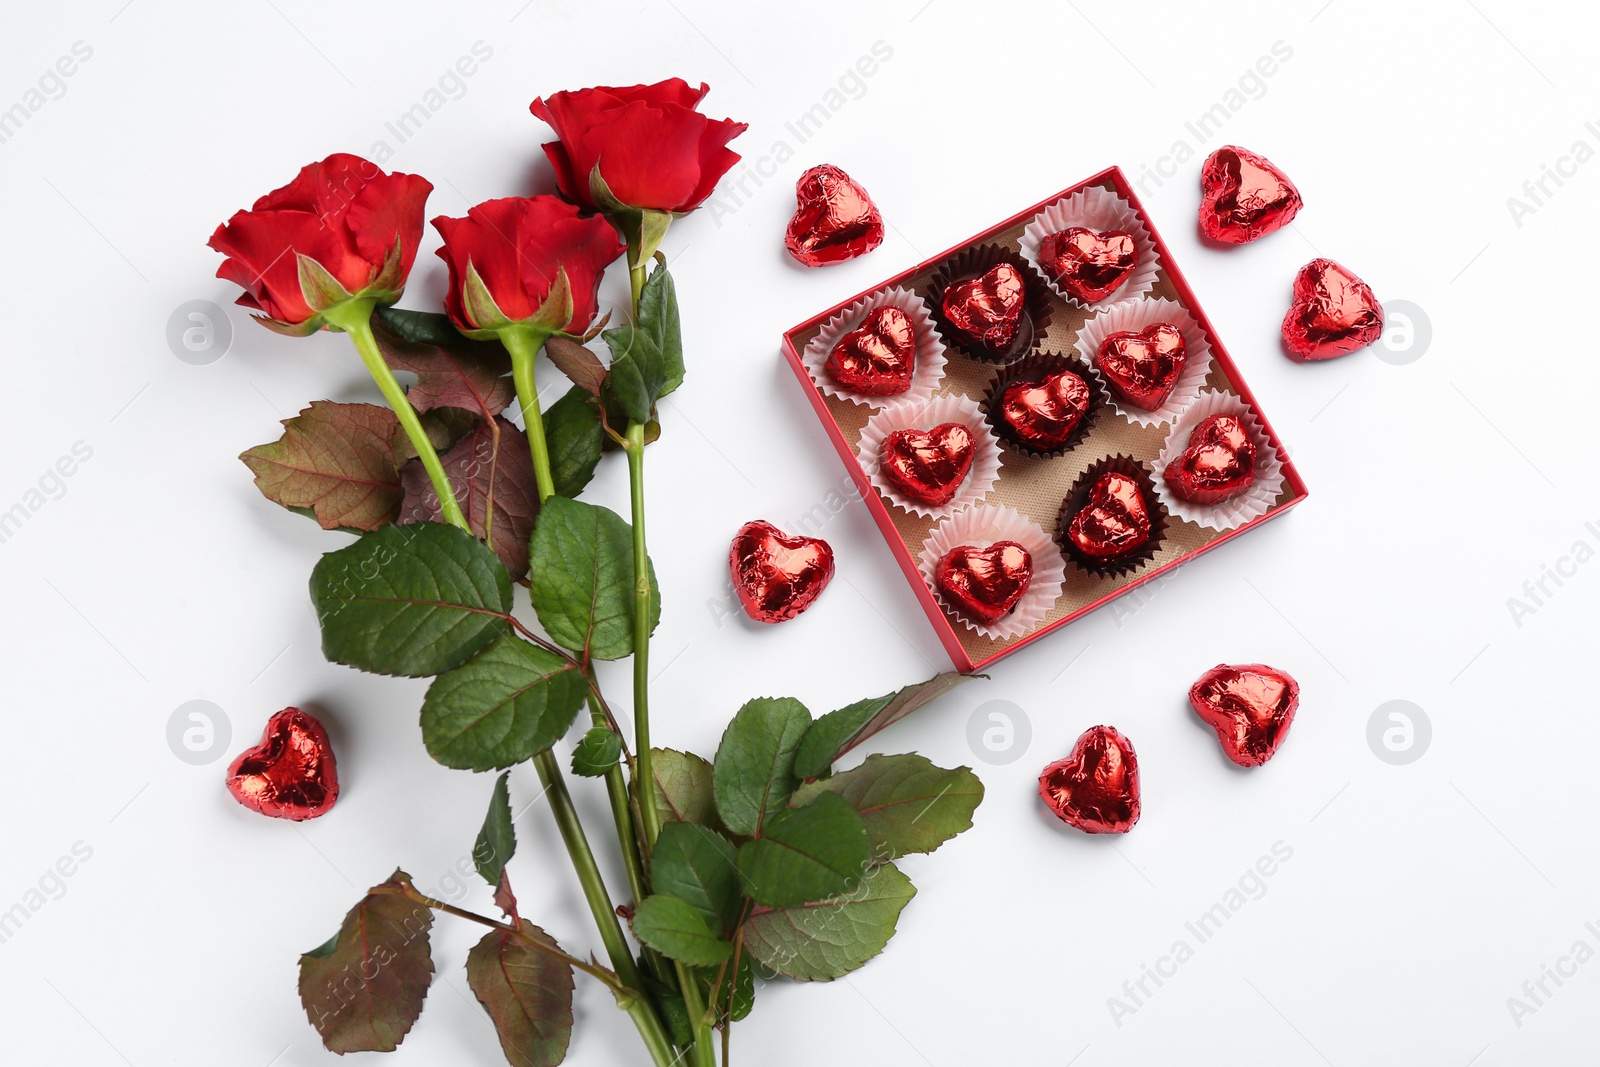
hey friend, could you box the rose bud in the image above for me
[431,196,625,339]
[208,152,432,335]
[530,79,747,217]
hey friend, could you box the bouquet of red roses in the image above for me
[211,79,982,1066]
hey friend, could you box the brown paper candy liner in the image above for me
[1055,454,1169,580]
[980,350,1108,460]
[924,244,1054,366]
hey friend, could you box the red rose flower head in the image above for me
[432,196,625,338]
[208,153,432,335]
[530,79,747,218]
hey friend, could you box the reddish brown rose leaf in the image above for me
[373,311,516,418]
[240,401,404,531]
[544,335,608,396]
[400,416,538,579]
[466,921,575,1067]
[298,869,435,1054]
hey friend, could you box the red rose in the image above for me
[432,196,624,336]
[209,153,432,331]
[530,79,747,215]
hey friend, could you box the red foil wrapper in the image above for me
[934,541,1032,624]
[1282,259,1384,361]
[729,520,835,624]
[1163,414,1256,505]
[226,708,339,821]
[1098,323,1187,411]
[785,164,885,267]
[1039,725,1140,834]
[824,305,915,395]
[1037,227,1137,303]
[1000,368,1092,452]
[1199,146,1303,244]
[1064,471,1151,561]
[880,423,975,507]
[940,262,1027,353]
[1189,664,1299,766]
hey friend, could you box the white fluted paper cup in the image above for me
[918,504,1066,641]
[801,286,947,408]
[858,393,1003,519]
[1074,297,1212,428]
[1019,185,1160,310]
[1151,389,1285,531]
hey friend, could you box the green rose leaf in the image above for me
[743,864,917,982]
[310,522,512,678]
[420,634,588,771]
[465,921,575,1067]
[570,726,623,778]
[791,754,983,859]
[735,793,871,909]
[727,950,755,1022]
[240,401,405,532]
[635,263,684,399]
[527,496,660,661]
[645,973,693,1046]
[632,894,733,966]
[543,386,604,499]
[601,324,665,425]
[298,870,434,1053]
[473,771,516,887]
[793,672,976,780]
[651,822,742,934]
[713,697,813,837]
[651,748,720,831]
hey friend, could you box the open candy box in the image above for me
[781,166,1309,672]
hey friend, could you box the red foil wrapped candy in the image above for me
[1039,725,1141,834]
[940,262,1028,357]
[1097,324,1186,411]
[1282,259,1384,361]
[785,164,884,267]
[729,520,835,624]
[1164,414,1256,505]
[999,369,1091,452]
[1199,146,1303,244]
[824,305,915,395]
[880,423,975,507]
[1065,471,1151,562]
[1189,664,1300,767]
[226,708,339,821]
[934,541,1032,624]
[1038,227,1137,303]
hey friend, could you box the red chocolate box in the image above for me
[781,166,1308,672]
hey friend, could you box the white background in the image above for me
[2,1,1596,1064]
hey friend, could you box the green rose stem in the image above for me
[623,238,718,1067]
[500,325,559,498]
[323,299,469,531]
[509,364,677,1066]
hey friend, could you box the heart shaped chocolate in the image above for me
[934,541,1032,625]
[1097,323,1186,411]
[785,164,885,267]
[940,262,1027,355]
[1038,227,1136,303]
[1066,471,1151,561]
[825,306,916,395]
[1164,413,1256,505]
[729,520,835,624]
[1281,259,1383,361]
[880,423,975,507]
[1000,369,1091,452]
[1199,145,1303,244]
[1188,663,1299,767]
[1038,725,1140,834]
[226,708,339,821]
